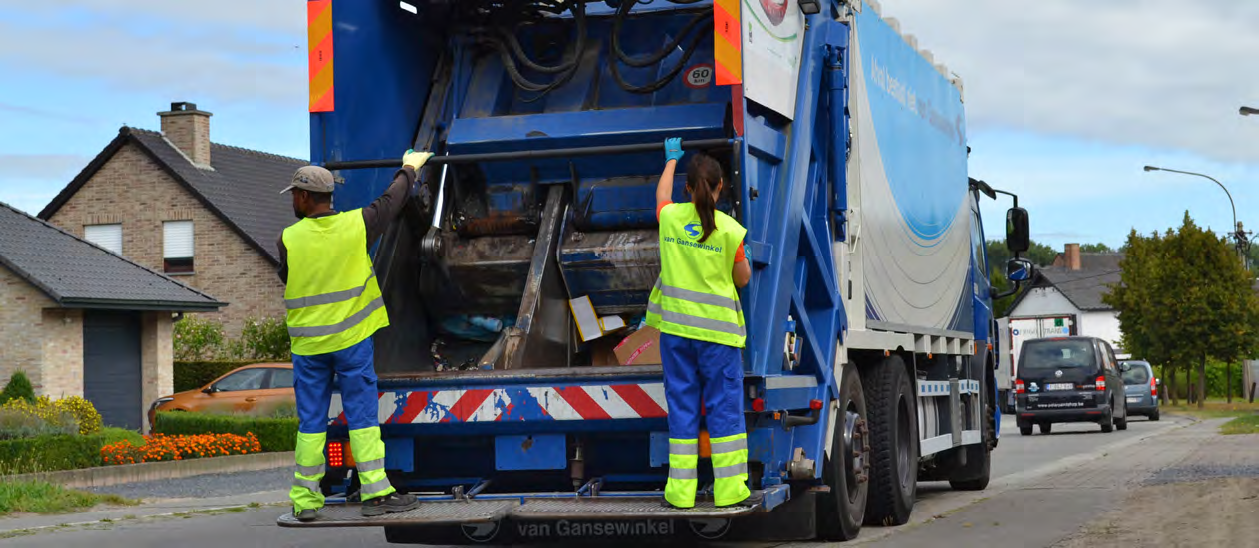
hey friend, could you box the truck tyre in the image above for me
[1019,425,1032,436]
[859,355,917,526]
[817,361,868,541]
[947,443,990,491]
[1039,423,1052,434]
[949,360,993,491]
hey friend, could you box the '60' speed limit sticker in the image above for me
[684,64,715,88]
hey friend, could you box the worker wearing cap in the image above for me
[277,150,433,522]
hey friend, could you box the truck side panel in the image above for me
[847,2,971,336]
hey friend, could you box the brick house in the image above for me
[0,201,222,431]
[39,102,307,337]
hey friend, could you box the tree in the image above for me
[0,371,36,405]
[1079,242,1115,253]
[1105,213,1259,409]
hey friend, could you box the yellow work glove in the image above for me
[403,149,434,171]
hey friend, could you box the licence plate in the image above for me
[1046,383,1074,391]
[1127,396,1142,403]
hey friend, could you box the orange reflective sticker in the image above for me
[308,0,334,112]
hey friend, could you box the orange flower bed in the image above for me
[101,432,262,465]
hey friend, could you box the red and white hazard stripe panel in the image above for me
[328,383,669,425]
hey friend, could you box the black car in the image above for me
[1014,336,1129,435]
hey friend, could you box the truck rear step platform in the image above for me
[276,500,517,528]
[276,494,762,527]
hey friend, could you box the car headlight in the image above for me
[150,397,175,410]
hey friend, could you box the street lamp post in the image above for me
[1142,166,1248,264]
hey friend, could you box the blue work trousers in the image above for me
[293,338,380,434]
[660,333,745,440]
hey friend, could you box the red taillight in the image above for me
[327,441,353,468]
[809,399,823,411]
[1095,376,1106,391]
[1015,379,1025,394]
[751,398,766,412]
[1151,377,1157,397]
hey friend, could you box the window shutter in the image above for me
[163,221,194,259]
[84,224,123,254]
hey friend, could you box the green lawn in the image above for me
[0,480,135,516]
[1221,414,1259,435]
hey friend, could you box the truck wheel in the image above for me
[1019,425,1033,436]
[817,361,868,541]
[947,443,990,491]
[859,355,917,526]
[1039,423,1052,434]
[1100,402,1114,433]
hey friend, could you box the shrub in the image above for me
[0,372,36,405]
[173,361,256,393]
[1,397,79,438]
[0,435,104,475]
[100,432,262,466]
[154,411,297,453]
[50,396,102,436]
[174,316,227,361]
[99,427,144,448]
[0,409,76,440]
[242,317,291,361]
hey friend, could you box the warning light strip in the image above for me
[308,0,334,113]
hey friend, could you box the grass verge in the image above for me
[0,480,136,516]
[1220,414,1259,435]
[1162,399,1259,420]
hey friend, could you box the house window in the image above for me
[163,220,195,274]
[84,224,122,254]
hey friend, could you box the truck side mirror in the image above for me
[1006,207,1030,254]
[1007,258,1033,283]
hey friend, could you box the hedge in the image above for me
[0,427,139,475]
[173,361,256,393]
[154,411,297,453]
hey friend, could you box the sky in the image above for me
[2,0,1258,252]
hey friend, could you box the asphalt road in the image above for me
[0,414,1182,548]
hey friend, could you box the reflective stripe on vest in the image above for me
[283,211,390,356]
[647,203,747,347]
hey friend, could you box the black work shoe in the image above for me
[294,509,318,522]
[718,491,763,508]
[362,493,420,516]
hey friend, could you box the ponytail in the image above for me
[687,153,724,243]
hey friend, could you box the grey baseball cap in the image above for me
[281,166,335,194]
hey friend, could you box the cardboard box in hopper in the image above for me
[614,326,662,366]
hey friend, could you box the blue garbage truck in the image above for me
[280,0,1034,542]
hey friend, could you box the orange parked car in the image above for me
[148,363,295,428]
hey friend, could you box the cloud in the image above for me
[0,2,305,106]
[878,0,1259,163]
[0,154,92,179]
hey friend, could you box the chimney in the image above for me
[158,102,212,167]
[1065,243,1081,271]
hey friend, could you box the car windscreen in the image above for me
[1122,365,1150,385]
[1020,339,1097,375]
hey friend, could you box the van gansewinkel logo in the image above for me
[683,223,702,239]
[662,222,723,254]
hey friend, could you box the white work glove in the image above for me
[403,149,434,171]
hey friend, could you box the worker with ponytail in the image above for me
[648,137,754,509]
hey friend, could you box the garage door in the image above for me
[84,311,143,430]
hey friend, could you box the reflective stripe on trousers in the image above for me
[665,438,700,508]
[290,432,327,512]
[351,426,395,500]
[709,433,750,506]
